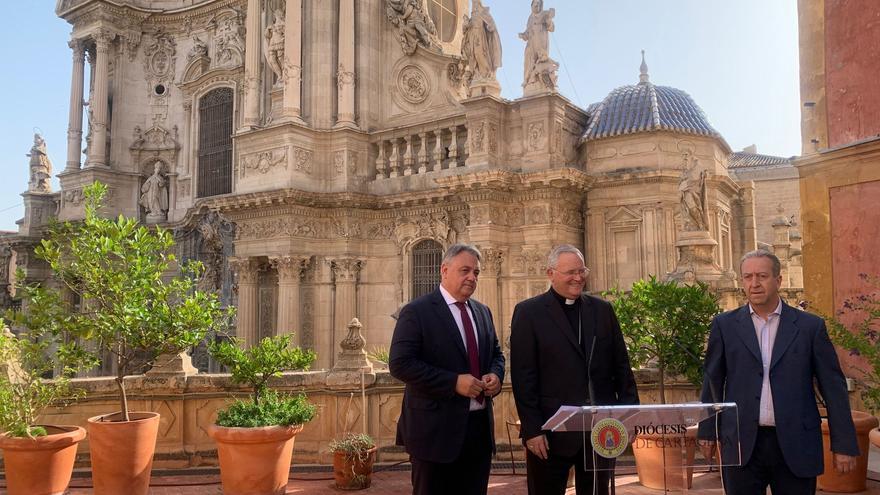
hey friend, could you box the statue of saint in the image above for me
[140,161,168,221]
[27,133,52,193]
[519,0,559,93]
[263,9,285,84]
[461,0,502,82]
[386,0,440,55]
[679,154,709,231]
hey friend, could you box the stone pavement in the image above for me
[3,464,878,494]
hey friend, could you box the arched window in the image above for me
[197,87,234,197]
[428,0,457,43]
[411,240,443,299]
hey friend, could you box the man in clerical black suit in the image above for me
[511,244,638,495]
[699,249,858,494]
[390,243,505,495]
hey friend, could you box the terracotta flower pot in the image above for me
[869,427,880,450]
[332,446,378,490]
[817,409,879,493]
[87,411,161,495]
[632,427,697,490]
[0,425,86,495]
[207,423,303,495]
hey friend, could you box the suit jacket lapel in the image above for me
[735,305,762,363]
[431,289,467,359]
[543,291,585,358]
[468,300,490,369]
[770,303,799,370]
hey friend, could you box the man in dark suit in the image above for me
[390,243,506,495]
[511,244,639,495]
[699,249,859,494]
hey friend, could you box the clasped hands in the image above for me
[455,373,501,399]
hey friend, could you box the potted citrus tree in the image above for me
[329,432,377,490]
[823,273,880,493]
[0,294,94,495]
[207,334,317,495]
[33,181,230,495]
[606,276,720,489]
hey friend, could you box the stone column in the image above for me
[475,248,504,332]
[334,0,357,128]
[282,0,303,122]
[330,258,363,368]
[271,255,308,344]
[66,40,86,171]
[243,0,262,128]
[231,257,261,347]
[88,31,112,167]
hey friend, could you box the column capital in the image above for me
[478,247,505,277]
[68,39,85,57]
[328,258,364,284]
[94,30,114,51]
[270,255,310,283]
[229,257,261,284]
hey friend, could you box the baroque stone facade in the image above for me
[3,1,801,375]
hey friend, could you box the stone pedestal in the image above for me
[668,230,734,287]
[147,351,198,377]
[469,78,501,98]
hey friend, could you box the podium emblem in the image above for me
[591,418,628,458]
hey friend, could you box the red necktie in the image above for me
[454,301,483,404]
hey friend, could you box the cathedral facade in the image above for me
[3,0,801,371]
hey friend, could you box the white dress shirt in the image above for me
[439,285,484,411]
[750,298,782,426]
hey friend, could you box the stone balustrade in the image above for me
[20,366,700,470]
[372,121,469,180]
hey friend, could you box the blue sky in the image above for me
[0,0,800,231]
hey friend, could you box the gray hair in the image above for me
[740,249,781,277]
[547,244,585,269]
[442,243,482,265]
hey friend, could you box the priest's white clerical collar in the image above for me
[565,298,576,305]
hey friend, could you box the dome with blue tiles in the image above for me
[580,52,722,143]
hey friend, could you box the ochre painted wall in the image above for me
[825,0,880,148]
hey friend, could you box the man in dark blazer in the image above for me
[390,243,506,495]
[699,249,859,494]
[511,244,638,495]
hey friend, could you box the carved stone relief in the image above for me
[142,30,176,99]
[293,147,313,174]
[241,147,288,177]
[472,122,485,153]
[516,248,547,276]
[397,65,430,104]
[300,287,315,350]
[527,122,545,151]
[211,10,245,69]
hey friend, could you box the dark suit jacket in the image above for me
[389,289,506,463]
[510,290,639,457]
[698,302,859,477]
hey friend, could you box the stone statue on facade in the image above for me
[520,0,559,95]
[679,154,709,231]
[263,9,285,85]
[27,133,52,193]
[188,35,208,61]
[461,0,502,96]
[386,0,440,55]
[140,161,168,223]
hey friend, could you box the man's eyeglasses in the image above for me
[550,267,590,277]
